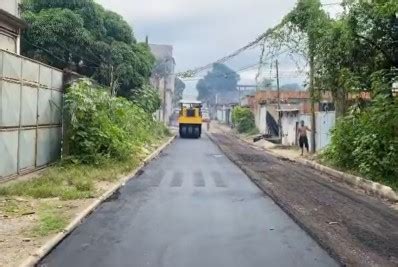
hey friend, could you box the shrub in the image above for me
[64,79,167,163]
[130,84,161,114]
[323,94,398,188]
[232,106,257,133]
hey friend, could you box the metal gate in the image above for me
[0,50,63,180]
[316,111,336,150]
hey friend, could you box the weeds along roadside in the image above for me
[0,80,171,232]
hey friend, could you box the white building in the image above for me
[0,0,26,54]
[149,44,175,125]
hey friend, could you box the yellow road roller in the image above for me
[178,100,203,138]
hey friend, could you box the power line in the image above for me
[182,49,292,82]
[182,50,294,81]
[177,31,272,77]
[177,2,343,78]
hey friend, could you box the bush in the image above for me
[232,106,257,133]
[323,94,398,189]
[130,84,161,114]
[64,79,167,163]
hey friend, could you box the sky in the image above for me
[96,0,342,98]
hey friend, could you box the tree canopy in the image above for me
[21,0,154,98]
[262,0,398,186]
[262,0,398,116]
[197,63,240,104]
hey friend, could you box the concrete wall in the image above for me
[2,0,21,18]
[0,32,16,53]
[254,90,333,105]
[253,102,336,150]
[0,18,20,54]
[257,104,267,134]
[0,50,63,180]
[216,105,233,125]
[255,104,284,136]
[280,112,299,146]
[0,0,22,54]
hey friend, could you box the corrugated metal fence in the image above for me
[0,50,63,180]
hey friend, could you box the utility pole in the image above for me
[238,86,241,106]
[163,77,167,123]
[276,59,282,140]
[110,65,114,96]
[309,49,316,153]
[162,58,169,123]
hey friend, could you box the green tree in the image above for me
[264,0,396,118]
[23,0,93,12]
[232,107,257,133]
[131,84,161,114]
[314,0,398,116]
[197,63,240,104]
[21,0,154,99]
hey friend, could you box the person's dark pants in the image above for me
[299,136,309,152]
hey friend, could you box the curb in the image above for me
[19,135,177,267]
[213,125,398,202]
[294,158,398,202]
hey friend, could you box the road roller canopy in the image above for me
[179,100,202,108]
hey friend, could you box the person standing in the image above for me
[297,120,311,156]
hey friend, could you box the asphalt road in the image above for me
[40,135,338,267]
[210,132,398,266]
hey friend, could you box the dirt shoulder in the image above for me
[209,131,398,267]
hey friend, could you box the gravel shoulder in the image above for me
[209,132,398,267]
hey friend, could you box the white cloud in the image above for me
[95,0,311,95]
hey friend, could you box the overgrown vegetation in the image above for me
[323,95,398,189]
[0,1,170,202]
[65,80,166,163]
[0,80,169,200]
[257,0,397,188]
[0,1,172,248]
[232,107,257,134]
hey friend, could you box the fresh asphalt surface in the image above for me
[40,135,338,267]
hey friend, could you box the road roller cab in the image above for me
[179,100,203,138]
